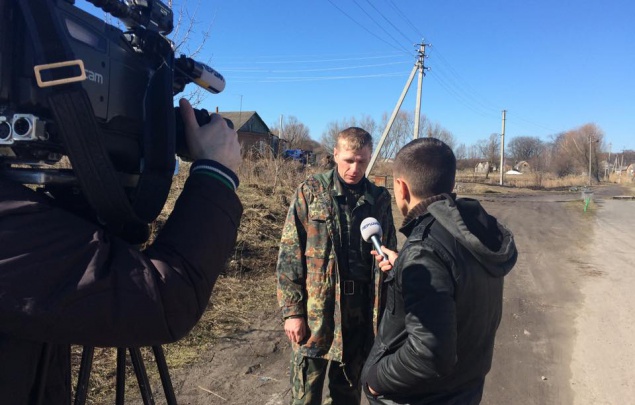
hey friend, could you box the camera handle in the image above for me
[74,345,178,405]
[19,0,151,236]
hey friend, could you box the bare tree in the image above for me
[553,123,604,180]
[321,110,454,161]
[168,0,215,107]
[476,133,501,163]
[320,121,345,153]
[379,111,415,159]
[320,115,378,153]
[357,115,380,143]
[474,134,500,179]
[467,144,480,160]
[550,132,576,176]
[623,150,635,165]
[508,136,544,163]
[98,1,222,109]
[378,110,454,157]
[455,143,474,170]
[530,140,552,174]
[425,122,456,150]
[454,143,467,160]
[270,116,311,150]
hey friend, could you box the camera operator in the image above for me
[0,98,243,404]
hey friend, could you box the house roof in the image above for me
[217,111,269,133]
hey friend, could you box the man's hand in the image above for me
[284,317,307,344]
[179,98,241,172]
[371,246,398,273]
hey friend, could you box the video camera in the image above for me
[0,0,226,242]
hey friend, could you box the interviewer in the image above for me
[0,98,243,404]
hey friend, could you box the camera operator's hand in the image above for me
[179,98,241,172]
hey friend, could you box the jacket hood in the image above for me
[427,197,517,277]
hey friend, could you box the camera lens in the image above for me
[0,121,11,141]
[13,117,32,137]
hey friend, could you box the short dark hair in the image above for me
[393,138,456,198]
[336,127,373,151]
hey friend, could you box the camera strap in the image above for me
[18,0,154,235]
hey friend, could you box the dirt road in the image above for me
[157,185,635,405]
[479,185,635,405]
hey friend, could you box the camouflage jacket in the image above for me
[276,169,397,362]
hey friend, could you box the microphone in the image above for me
[360,217,388,261]
[190,60,226,94]
[175,56,226,94]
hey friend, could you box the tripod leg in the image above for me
[152,346,178,405]
[116,348,127,405]
[34,343,53,405]
[129,347,156,405]
[73,346,94,405]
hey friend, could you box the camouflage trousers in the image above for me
[289,290,372,405]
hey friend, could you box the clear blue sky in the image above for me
[79,0,635,152]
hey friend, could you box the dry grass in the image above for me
[455,170,634,195]
[455,170,593,190]
[373,165,620,195]
[75,157,309,403]
[608,172,635,189]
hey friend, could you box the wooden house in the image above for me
[217,111,285,157]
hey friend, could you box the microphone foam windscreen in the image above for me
[360,217,382,242]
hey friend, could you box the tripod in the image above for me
[74,345,177,405]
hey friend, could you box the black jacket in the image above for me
[361,195,517,405]
[0,174,242,404]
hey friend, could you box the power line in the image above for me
[430,72,554,136]
[350,0,410,53]
[429,45,501,113]
[428,71,500,120]
[387,0,423,39]
[221,61,405,73]
[363,0,413,45]
[221,58,403,69]
[505,111,556,134]
[427,45,555,135]
[429,79,497,121]
[230,71,410,83]
[215,48,412,84]
[214,52,404,63]
[429,65,500,117]
[325,0,411,55]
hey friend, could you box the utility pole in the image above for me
[366,66,416,177]
[238,95,243,126]
[279,114,284,154]
[606,142,612,178]
[366,41,430,177]
[621,148,624,170]
[614,155,619,176]
[413,42,429,139]
[279,114,283,139]
[588,135,592,186]
[499,110,506,186]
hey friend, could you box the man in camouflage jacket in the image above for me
[277,127,397,405]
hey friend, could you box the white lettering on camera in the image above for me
[85,69,104,85]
